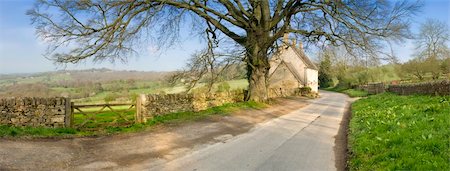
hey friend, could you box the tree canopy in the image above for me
[28,0,421,101]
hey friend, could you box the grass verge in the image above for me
[324,87,368,97]
[349,93,450,170]
[0,101,266,138]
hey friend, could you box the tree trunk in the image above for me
[245,42,270,102]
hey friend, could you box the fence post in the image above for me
[135,94,147,123]
[64,98,72,128]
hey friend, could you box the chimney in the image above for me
[283,33,289,46]
[298,41,303,50]
[292,39,297,48]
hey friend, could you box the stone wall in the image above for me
[387,80,450,96]
[135,87,310,123]
[358,83,385,95]
[136,90,245,123]
[0,97,71,128]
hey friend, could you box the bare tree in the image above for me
[411,19,450,79]
[28,0,421,101]
[415,19,450,60]
[168,47,243,93]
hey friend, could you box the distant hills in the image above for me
[0,68,173,82]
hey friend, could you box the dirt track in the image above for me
[0,97,309,170]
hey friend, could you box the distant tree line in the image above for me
[318,19,450,89]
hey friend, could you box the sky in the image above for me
[0,0,449,74]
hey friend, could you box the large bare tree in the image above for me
[28,0,420,101]
[415,19,450,60]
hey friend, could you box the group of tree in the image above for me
[28,0,420,101]
[318,18,450,88]
[397,19,450,81]
[317,46,387,89]
[0,83,57,98]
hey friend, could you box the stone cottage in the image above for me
[268,36,319,93]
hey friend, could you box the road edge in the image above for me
[334,100,353,171]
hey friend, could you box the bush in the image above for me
[299,87,312,94]
[104,93,119,103]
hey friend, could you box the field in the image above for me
[72,79,248,104]
[349,93,450,170]
[0,69,249,104]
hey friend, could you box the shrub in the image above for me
[104,93,119,103]
[299,86,312,94]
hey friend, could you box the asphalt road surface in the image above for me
[147,91,351,171]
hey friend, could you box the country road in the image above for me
[135,91,352,171]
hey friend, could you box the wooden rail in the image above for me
[72,103,136,128]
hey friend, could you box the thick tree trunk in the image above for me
[246,64,269,102]
[245,42,270,102]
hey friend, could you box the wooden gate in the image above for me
[71,103,136,128]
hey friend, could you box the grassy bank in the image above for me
[0,101,266,138]
[349,93,450,170]
[323,87,368,97]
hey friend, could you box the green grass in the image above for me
[0,101,266,138]
[323,87,369,97]
[73,109,135,129]
[0,125,78,137]
[341,89,369,97]
[349,93,450,170]
[72,91,112,103]
[129,88,159,94]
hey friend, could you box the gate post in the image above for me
[135,94,147,123]
[64,98,73,128]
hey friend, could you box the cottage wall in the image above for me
[306,68,319,92]
[281,48,308,83]
[268,62,300,89]
[269,46,319,92]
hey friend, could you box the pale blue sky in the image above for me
[0,0,449,74]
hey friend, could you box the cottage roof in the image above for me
[289,45,318,70]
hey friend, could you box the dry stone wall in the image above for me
[388,80,450,96]
[136,90,245,123]
[136,88,312,123]
[0,97,71,128]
